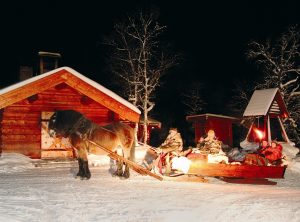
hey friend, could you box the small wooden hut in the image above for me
[0,67,140,159]
[186,113,238,146]
[243,88,290,143]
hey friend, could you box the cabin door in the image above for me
[41,112,74,159]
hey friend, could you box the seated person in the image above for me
[144,128,189,172]
[243,140,283,166]
[196,129,223,155]
[159,128,183,153]
[233,140,269,166]
[260,140,270,150]
[259,141,283,164]
[154,128,184,175]
[228,140,269,164]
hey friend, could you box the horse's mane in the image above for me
[52,110,93,137]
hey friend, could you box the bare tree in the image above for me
[227,81,253,117]
[240,26,300,144]
[181,82,206,115]
[104,10,178,144]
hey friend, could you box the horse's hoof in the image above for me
[113,170,123,177]
[122,172,130,179]
[80,176,90,180]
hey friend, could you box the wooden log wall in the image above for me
[0,109,3,155]
[1,83,120,158]
[192,117,234,147]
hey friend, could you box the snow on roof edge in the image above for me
[186,113,238,120]
[243,88,278,117]
[0,67,141,114]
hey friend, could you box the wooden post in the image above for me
[245,122,254,141]
[39,57,44,74]
[267,115,271,143]
[278,117,290,143]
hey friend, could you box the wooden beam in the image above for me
[87,139,163,181]
[278,116,290,143]
[267,115,271,143]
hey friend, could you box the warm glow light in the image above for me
[253,127,264,140]
[171,157,191,174]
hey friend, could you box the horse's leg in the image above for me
[81,142,91,179]
[82,159,91,180]
[122,148,131,178]
[123,163,130,178]
[111,148,123,177]
[116,158,123,177]
[76,158,84,178]
[72,135,91,179]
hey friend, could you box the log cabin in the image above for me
[0,67,140,159]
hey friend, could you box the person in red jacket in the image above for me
[260,141,283,164]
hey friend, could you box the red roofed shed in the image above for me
[186,113,238,146]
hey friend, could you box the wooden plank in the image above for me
[2,111,40,119]
[188,159,286,179]
[1,128,40,135]
[87,139,163,181]
[1,119,39,126]
[1,134,41,142]
[1,143,40,150]
[41,149,74,159]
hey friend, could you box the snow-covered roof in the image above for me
[243,88,287,117]
[0,67,141,115]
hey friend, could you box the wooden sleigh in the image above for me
[183,154,287,185]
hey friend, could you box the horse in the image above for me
[48,110,135,179]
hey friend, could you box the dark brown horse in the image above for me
[48,110,135,179]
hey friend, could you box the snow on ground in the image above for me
[1,153,300,222]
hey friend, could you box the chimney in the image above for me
[19,66,33,81]
[38,51,61,74]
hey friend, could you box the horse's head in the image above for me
[48,110,83,138]
[48,112,60,137]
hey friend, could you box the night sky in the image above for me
[2,0,300,131]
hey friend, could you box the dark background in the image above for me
[1,0,300,143]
